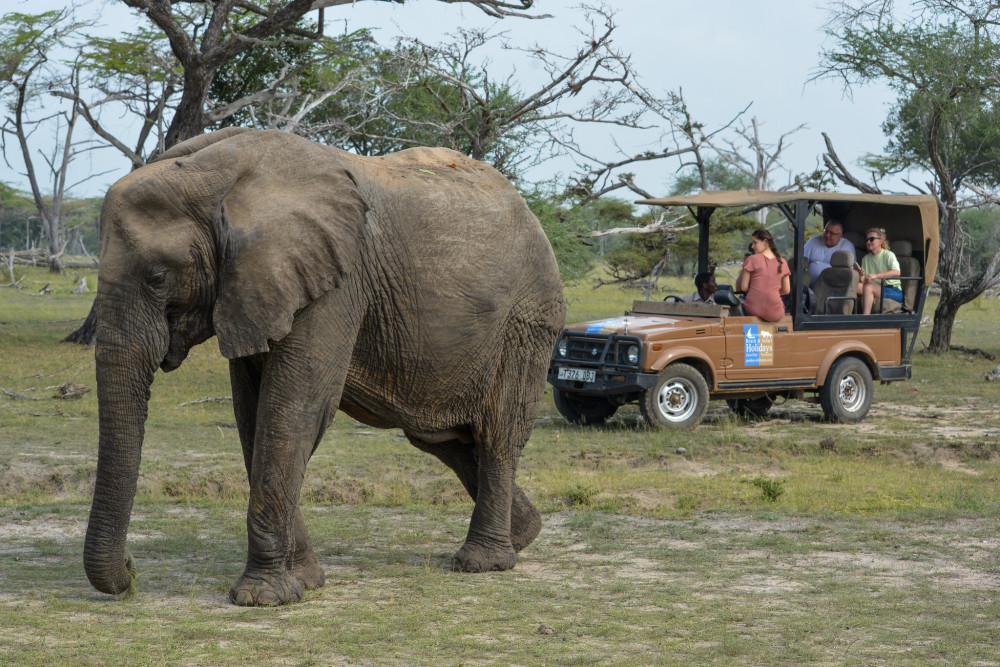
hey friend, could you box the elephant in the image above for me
[84,127,566,606]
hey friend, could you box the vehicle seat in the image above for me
[844,230,865,257]
[813,250,858,314]
[891,239,921,311]
[714,284,742,313]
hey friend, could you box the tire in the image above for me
[820,356,873,423]
[553,388,618,426]
[640,363,709,430]
[726,395,774,420]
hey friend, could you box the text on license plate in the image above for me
[558,367,596,382]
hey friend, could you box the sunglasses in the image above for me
[866,236,881,242]
[823,229,842,236]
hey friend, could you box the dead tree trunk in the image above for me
[63,300,97,345]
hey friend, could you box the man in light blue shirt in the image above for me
[803,219,856,287]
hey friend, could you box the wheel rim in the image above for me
[656,377,698,422]
[838,370,867,413]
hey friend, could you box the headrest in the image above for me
[891,239,912,257]
[844,230,864,248]
[831,250,853,268]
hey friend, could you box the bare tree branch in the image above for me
[821,131,883,195]
[589,211,694,238]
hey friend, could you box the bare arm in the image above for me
[736,268,750,293]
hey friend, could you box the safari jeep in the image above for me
[548,191,941,429]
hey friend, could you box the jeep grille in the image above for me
[553,332,643,369]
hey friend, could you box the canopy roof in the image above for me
[637,190,941,284]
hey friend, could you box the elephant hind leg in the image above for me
[448,312,557,568]
[406,436,541,555]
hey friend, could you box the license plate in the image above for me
[558,367,596,382]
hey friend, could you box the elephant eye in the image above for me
[147,271,167,290]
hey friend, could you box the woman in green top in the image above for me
[855,227,902,314]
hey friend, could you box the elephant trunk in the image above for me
[84,310,161,596]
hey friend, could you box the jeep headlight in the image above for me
[626,344,639,364]
[557,338,568,357]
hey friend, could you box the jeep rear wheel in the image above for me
[553,388,618,426]
[640,363,709,430]
[820,356,873,423]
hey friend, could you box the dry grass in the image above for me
[2,264,999,664]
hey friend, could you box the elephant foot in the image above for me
[229,570,305,607]
[452,538,517,573]
[510,486,542,553]
[292,551,326,590]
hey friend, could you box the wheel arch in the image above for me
[646,347,717,388]
[816,343,877,386]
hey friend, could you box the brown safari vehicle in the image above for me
[548,190,941,429]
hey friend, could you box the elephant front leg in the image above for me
[228,357,326,606]
[228,451,308,606]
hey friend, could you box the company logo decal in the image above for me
[743,324,774,366]
[585,318,626,334]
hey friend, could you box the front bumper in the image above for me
[547,366,658,396]
[548,331,655,396]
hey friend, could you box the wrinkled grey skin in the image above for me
[85,128,565,606]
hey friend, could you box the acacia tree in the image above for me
[118,0,543,147]
[0,11,116,273]
[53,0,543,344]
[818,0,1000,353]
[63,27,182,169]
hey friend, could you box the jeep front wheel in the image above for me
[553,388,618,426]
[820,356,873,423]
[640,363,709,430]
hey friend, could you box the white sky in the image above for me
[1,0,904,199]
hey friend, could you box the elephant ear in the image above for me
[207,131,367,358]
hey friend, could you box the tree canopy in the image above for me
[819,0,1000,352]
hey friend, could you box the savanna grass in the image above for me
[2,263,999,664]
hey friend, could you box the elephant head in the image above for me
[84,130,367,596]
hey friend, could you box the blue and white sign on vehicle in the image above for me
[743,324,775,367]
[585,318,627,334]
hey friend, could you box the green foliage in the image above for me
[521,185,595,282]
[0,183,98,253]
[958,205,1000,274]
[79,27,172,79]
[747,476,786,502]
[824,6,1000,185]
[209,16,350,129]
[207,23,542,178]
[671,156,755,195]
[0,182,35,250]
[524,188,643,283]
[0,10,66,88]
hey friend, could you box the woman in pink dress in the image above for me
[736,228,790,321]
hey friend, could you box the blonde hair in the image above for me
[865,227,889,251]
